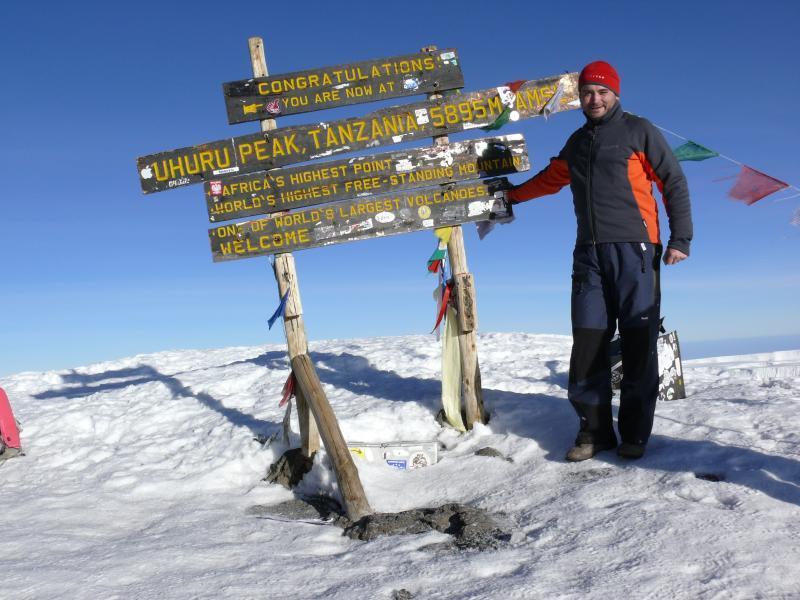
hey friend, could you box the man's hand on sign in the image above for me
[489,190,514,225]
[484,177,511,196]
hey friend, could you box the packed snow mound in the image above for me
[1,333,798,599]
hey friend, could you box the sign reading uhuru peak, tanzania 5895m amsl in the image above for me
[136,72,579,194]
[223,49,464,124]
[205,135,529,222]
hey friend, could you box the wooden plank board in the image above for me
[205,134,529,222]
[223,49,463,124]
[209,179,510,262]
[137,72,578,194]
[454,273,477,334]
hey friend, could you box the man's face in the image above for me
[580,84,617,120]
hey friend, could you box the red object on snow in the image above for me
[0,387,21,450]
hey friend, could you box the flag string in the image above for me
[653,123,800,194]
[654,123,744,167]
[771,192,800,203]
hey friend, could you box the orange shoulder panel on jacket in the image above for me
[627,151,662,244]
[508,158,570,203]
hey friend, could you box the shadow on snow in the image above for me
[31,362,282,437]
[30,352,800,505]
[488,386,800,506]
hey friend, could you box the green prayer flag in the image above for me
[428,247,446,262]
[672,141,719,162]
[426,246,447,272]
[481,106,512,131]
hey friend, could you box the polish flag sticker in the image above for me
[265,99,281,115]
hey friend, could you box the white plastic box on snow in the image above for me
[347,440,438,470]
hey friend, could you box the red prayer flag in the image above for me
[427,259,442,273]
[279,372,296,407]
[431,282,453,333]
[728,165,789,205]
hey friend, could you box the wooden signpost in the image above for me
[205,135,529,222]
[419,45,483,428]
[136,38,582,521]
[209,179,511,261]
[247,39,321,469]
[137,73,578,194]
[223,49,464,124]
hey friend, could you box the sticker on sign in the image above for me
[213,167,240,176]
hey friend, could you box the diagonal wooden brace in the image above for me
[291,354,372,521]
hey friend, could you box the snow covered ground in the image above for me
[1,333,799,599]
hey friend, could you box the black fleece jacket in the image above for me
[509,102,693,255]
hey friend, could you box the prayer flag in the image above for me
[267,290,290,329]
[482,80,526,131]
[427,235,448,272]
[476,221,495,240]
[672,141,719,162]
[505,80,527,93]
[431,282,453,333]
[441,304,466,432]
[427,246,446,273]
[434,227,453,244]
[482,107,513,131]
[279,372,296,407]
[542,82,565,120]
[728,165,789,205]
[433,261,449,340]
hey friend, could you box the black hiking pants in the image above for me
[568,242,662,446]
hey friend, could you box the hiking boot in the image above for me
[565,440,617,462]
[0,447,21,461]
[617,443,646,459]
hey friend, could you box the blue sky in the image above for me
[1,0,798,376]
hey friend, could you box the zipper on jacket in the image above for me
[586,127,598,244]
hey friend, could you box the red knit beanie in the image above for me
[579,61,620,96]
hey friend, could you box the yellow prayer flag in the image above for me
[434,227,453,245]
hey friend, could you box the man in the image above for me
[506,61,692,461]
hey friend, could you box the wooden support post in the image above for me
[422,45,486,429]
[445,226,485,426]
[249,37,320,456]
[291,354,372,521]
